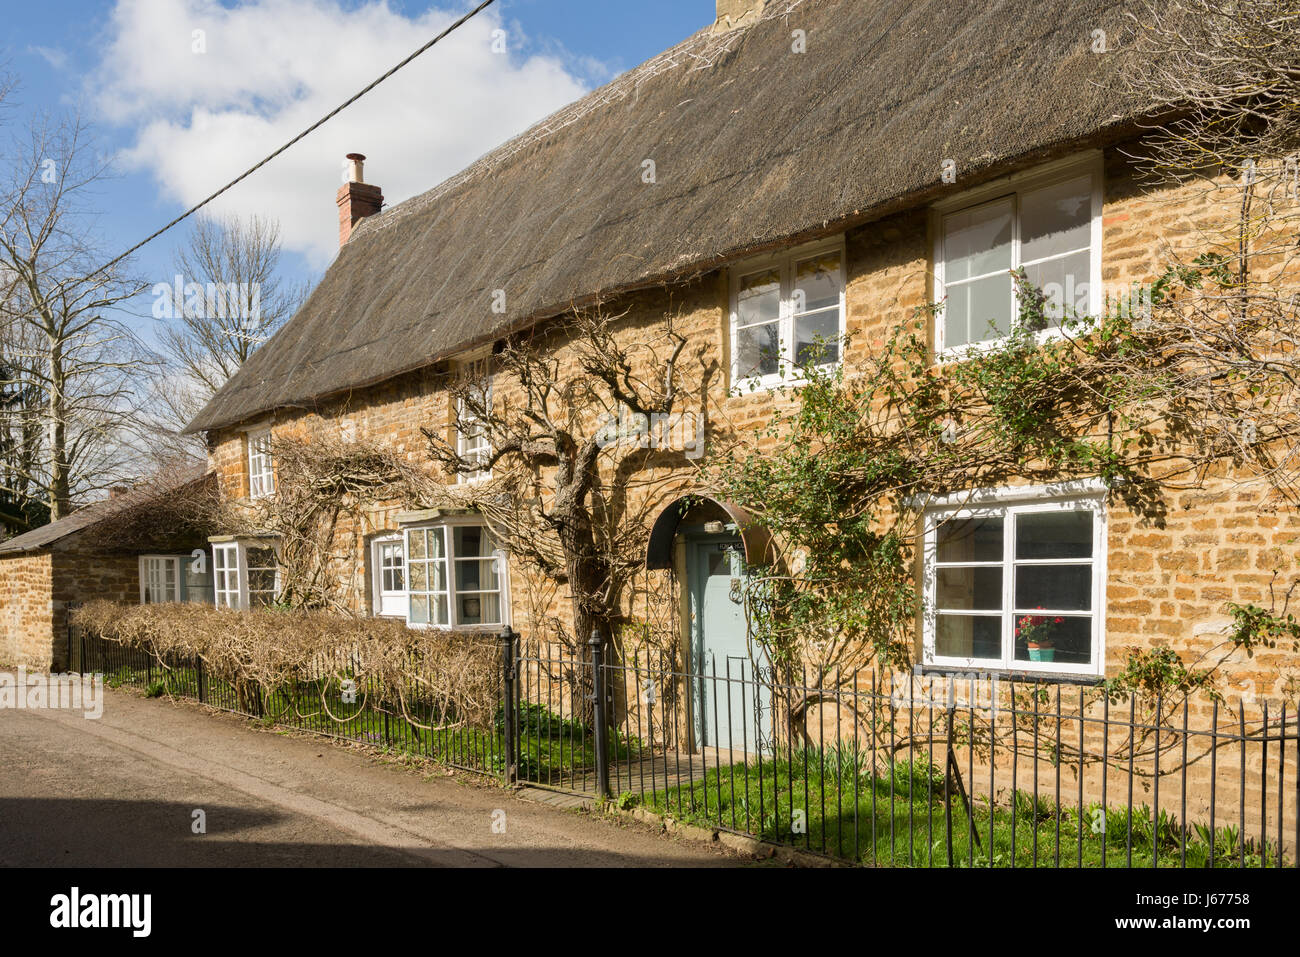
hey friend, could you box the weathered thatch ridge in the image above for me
[186,0,1151,435]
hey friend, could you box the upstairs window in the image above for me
[455,357,492,484]
[404,521,506,629]
[934,158,1101,357]
[247,429,275,498]
[730,241,845,388]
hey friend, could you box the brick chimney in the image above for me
[714,0,766,32]
[336,153,384,248]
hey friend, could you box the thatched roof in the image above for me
[186,0,1149,435]
[0,465,213,556]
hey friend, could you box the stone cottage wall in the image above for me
[0,551,55,669]
[203,144,1300,700]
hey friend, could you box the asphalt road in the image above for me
[0,677,742,867]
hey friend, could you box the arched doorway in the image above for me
[646,496,774,752]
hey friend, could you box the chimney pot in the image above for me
[337,153,383,249]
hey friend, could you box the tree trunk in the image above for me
[47,339,70,520]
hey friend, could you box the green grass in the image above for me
[641,746,1287,868]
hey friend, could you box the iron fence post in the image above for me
[500,625,518,785]
[589,629,611,801]
[197,657,205,704]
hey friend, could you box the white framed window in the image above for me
[247,428,275,498]
[403,520,507,629]
[139,556,180,604]
[211,540,281,610]
[922,482,1107,676]
[455,357,492,484]
[213,542,241,609]
[729,238,845,389]
[933,154,1103,359]
[371,535,407,617]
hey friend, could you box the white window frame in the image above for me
[729,236,847,391]
[371,534,407,618]
[247,427,275,499]
[213,542,241,609]
[139,555,181,604]
[402,518,509,631]
[932,152,1103,362]
[455,356,492,485]
[921,480,1107,677]
[211,539,281,610]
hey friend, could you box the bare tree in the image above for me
[151,214,307,443]
[0,108,152,522]
[425,308,708,654]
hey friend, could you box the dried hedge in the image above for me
[72,601,500,729]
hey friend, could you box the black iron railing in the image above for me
[76,625,1299,867]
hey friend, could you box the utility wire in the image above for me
[94,0,498,279]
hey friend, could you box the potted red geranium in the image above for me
[1016,607,1064,663]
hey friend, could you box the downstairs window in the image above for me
[923,484,1106,675]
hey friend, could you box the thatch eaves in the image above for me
[185,0,1150,435]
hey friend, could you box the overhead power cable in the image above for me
[94,0,498,279]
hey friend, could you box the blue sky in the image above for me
[4,0,712,335]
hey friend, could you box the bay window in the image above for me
[403,519,507,629]
[934,155,1102,357]
[211,539,281,610]
[923,483,1106,675]
[730,240,845,387]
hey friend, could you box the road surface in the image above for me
[0,677,743,867]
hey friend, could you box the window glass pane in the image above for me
[736,322,780,378]
[794,309,840,367]
[1014,613,1091,665]
[794,253,841,313]
[408,529,427,560]
[410,594,430,625]
[936,614,1001,660]
[427,528,447,559]
[943,200,1013,282]
[936,567,1002,611]
[945,272,1013,347]
[457,592,500,626]
[737,270,780,326]
[936,516,1003,563]
[1015,564,1092,612]
[409,562,428,592]
[1023,249,1091,328]
[456,558,501,593]
[1020,175,1091,263]
[1016,510,1093,559]
[453,525,491,558]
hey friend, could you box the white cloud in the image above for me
[93,0,591,268]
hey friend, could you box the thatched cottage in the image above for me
[4,0,1297,718]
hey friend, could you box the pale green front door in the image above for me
[688,536,771,751]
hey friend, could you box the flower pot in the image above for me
[1027,645,1055,663]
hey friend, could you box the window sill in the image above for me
[913,663,1104,686]
[730,366,840,396]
